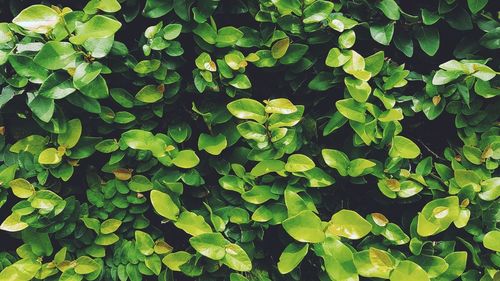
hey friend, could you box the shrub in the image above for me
[0,0,498,280]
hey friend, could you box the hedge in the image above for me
[0,0,498,280]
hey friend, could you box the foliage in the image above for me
[0,0,498,280]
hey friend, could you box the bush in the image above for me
[0,0,498,280]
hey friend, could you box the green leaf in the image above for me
[326,209,372,239]
[70,15,122,45]
[12,5,60,33]
[163,23,182,40]
[389,136,420,159]
[10,135,47,155]
[285,154,315,172]
[135,230,155,256]
[57,119,82,149]
[34,42,76,70]
[100,219,122,234]
[174,211,212,236]
[282,210,325,243]
[271,37,290,59]
[353,248,395,278]
[73,62,102,89]
[242,185,279,204]
[216,26,243,47]
[435,252,467,280]
[136,85,164,103]
[467,0,488,13]
[370,23,395,46]
[390,260,429,281]
[134,59,161,74]
[264,98,297,114]
[335,98,366,123]
[345,77,371,103]
[227,98,266,123]
[421,9,440,25]
[172,150,200,169]
[198,133,227,155]
[325,48,351,67]
[250,160,285,177]
[417,196,459,237]
[143,0,173,18]
[39,72,76,99]
[128,175,153,192]
[338,30,356,49]
[376,0,400,20]
[347,158,376,177]
[221,243,252,272]
[150,190,179,220]
[38,148,62,165]
[229,74,252,89]
[483,230,500,252]
[277,243,309,274]
[322,149,349,176]
[303,1,334,24]
[75,256,100,274]
[415,26,440,56]
[9,178,35,198]
[189,233,229,260]
[0,213,28,232]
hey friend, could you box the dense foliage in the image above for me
[0,0,498,280]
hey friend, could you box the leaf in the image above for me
[57,119,82,149]
[390,260,429,281]
[376,0,401,20]
[467,0,488,14]
[12,5,60,33]
[335,98,366,123]
[242,185,279,204]
[389,136,421,159]
[322,149,349,176]
[100,219,122,234]
[264,98,297,114]
[277,243,309,274]
[370,23,395,46]
[303,1,334,24]
[172,150,200,168]
[250,160,285,177]
[326,209,372,239]
[39,72,76,99]
[135,230,155,256]
[347,158,376,177]
[38,148,62,165]
[198,133,227,155]
[70,15,122,45]
[0,213,28,232]
[163,23,182,40]
[345,77,371,102]
[9,178,35,198]
[271,37,290,59]
[227,98,266,123]
[189,233,229,260]
[134,59,161,74]
[229,74,252,89]
[216,26,243,47]
[285,154,315,172]
[415,26,440,56]
[150,190,179,220]
[282,210,325,243]
[483,230,500,252]
[338,30,356,49]
[143,0,173,18]
[174,211,212,236]
[325,48,351,67]
[221,244,252,272]
[136,85,164,103]
[75,256,100,274]
[34,42,76,70]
